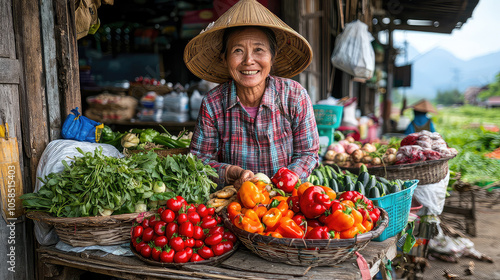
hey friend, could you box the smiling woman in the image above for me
[183,0,319,190]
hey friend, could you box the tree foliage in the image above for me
[434,88,463,105]
[478,72,500,100]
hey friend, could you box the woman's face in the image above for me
[223,28,273,90]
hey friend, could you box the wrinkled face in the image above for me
[223,28,273,90]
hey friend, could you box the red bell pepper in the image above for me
[305,226,330,239]
[271,167,300,193]
[299,186,333,219]
[291,214,306,231]
[338,191,373,210]
[287,196,301,213]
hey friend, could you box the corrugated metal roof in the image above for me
[375,0,480,34]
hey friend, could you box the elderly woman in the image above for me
[184,0,319,189]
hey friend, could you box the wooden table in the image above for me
[38,237,397,280]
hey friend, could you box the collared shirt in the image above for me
[189,75,320,186]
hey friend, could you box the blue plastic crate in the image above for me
[370,180,419,242]
[313,105,343,128]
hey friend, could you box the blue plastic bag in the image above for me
[61,107,104,143]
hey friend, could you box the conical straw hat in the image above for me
[411,99,438,114]
[183,0,313,84]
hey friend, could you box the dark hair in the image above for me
[221,26,277,60]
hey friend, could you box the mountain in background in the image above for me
[394,46,500,99]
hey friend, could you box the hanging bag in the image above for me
[61,107,104,143]
[331,20,375,79]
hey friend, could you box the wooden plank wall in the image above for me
[0,0,82,279]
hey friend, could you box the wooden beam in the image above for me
[13,0,49,191]
[53,0,81,117]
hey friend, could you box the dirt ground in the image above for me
[402,188,500,280]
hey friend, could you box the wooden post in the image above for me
[382,28,394,134]
[53,0,82,117]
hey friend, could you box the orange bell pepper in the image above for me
[254,180,268,191]
[261,190,270,205]
[324,207,355,232]
[262,208,282,229]
[275,200,289,216]
[356,222,367,234]
[239,181,267,209]
[362,219,373,232]
[297,182,314,197]
[264,232,283,238]
[253,204,268,219]
[351,208,363,224]
[228,202,242,220]
[284,209,295,219]
[276,217,304,238]
[320,186,336,201]
[339,225,362,239]
[233,209,264,233]
[270,196,288,204]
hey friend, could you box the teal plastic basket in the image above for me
[313,105,343,128]
[370,180,419,242]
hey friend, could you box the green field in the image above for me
[433,105,500,186]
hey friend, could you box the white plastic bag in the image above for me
[331,20,375,79]
[413,170,450,216]
[34,140,123,245]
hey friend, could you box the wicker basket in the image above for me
[26,211,154,247]
[130,241,240,267]
[337,157,454,185]
[124,148,189,157]
[221,208,388,267]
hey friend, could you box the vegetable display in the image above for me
[323,137,399,168]
[100,125,192,152]
[21,148,217,217]
[307,164,410,198]
[227,168,383,240]
[131,196,237,264]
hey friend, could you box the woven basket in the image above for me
[26,211,154,247]
[337,157,454,185]
[124,148,189,157]
[130,241,240,267]
[221,208,388,267]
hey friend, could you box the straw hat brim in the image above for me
[411,99,438,114]
[183,0,313,84]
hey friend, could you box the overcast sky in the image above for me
[393,0,500,61]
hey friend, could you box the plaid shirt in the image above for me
[189,76,319,186]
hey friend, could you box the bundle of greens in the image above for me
[152,153,218,204]
[21,147,218,217]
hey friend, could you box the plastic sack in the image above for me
[413,170,450,216]
[34,139,123,245]
[61,107,104,143]
[331,20,375,79]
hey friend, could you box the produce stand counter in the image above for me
[38,236,396,280]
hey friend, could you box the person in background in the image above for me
[405,99,438,134]
[184,0,319,189]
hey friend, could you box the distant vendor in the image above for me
[405,99,438,134]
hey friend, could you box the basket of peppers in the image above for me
[221,167,388,267]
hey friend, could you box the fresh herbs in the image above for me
[154,153,218,204]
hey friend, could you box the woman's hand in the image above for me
[225,165,255,190]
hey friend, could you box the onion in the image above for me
[362,156,373,164]
[332,144,345,154]
[345,136,355,143]
[372,157,382,166]
[361,143,377,153]
[353,162,364,168]
[386,148,397,155]
[345,143,360,154]
[334,153,348,163]
[386,154,397,164]
[324,150,337,161]
[254,173,271,184]
[99,208,114,216]
[352,150,364,162]
[338,140,350,147]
